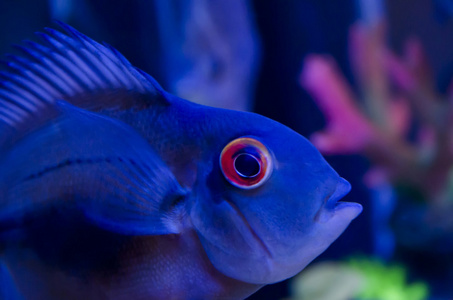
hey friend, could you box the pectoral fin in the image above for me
[1,102,187,237]
[77,147,188,236]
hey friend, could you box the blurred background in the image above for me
[2,0,453,299]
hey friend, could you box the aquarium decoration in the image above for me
[288,257,429,300]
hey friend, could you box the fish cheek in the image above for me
[237,176,320,230]
[211,174,337,282]
[224,164,338,260]
[189,167,274,283]
[190,157,334,284]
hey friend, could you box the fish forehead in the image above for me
[160,95,322,158]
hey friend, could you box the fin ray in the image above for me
[0,21,167,132]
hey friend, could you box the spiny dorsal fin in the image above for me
[0,21,167,129]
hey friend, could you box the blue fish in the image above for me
[0,22,362,299]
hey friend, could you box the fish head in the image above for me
[189,109,362,284]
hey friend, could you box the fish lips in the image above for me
[316,177,362,224]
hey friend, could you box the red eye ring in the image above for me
[220,137,273,189]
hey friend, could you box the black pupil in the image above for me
[234,153,261,178]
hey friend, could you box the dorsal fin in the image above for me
[0,21,168,130]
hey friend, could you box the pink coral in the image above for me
[300,21,453,200]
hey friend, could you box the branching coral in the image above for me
[300,21,453,202]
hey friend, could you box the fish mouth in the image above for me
[326,178,351,208]
[316,177,362,223]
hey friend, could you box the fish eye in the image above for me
[234,153,261,178]
[220,137,273,189]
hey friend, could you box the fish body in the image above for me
[0,22,362,299]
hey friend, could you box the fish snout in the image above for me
[326,177,351,208]
[316,177,361,223]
